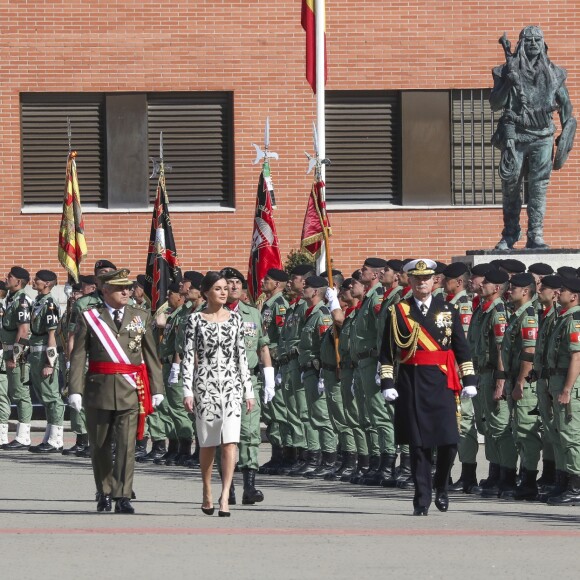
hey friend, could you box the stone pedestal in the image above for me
[453,249,580,271]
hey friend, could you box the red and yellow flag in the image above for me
[300,179,331,259]
[301,0,327,93]
[58,151,88,283]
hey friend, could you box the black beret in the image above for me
[80,274,97,285]
[540,275,563,290]
[557,266,578,279]
[442,262,468,278]
[562,277,580,293]
[0,281,6,291]
[500,259,526,274]
[528,262,554,276]
[510,272,535,288]
[71,282,82,292]
[291,264,315,277]
[351,269,362,281]
[434,261,448,274]
[386,259,403,272]
[341,278,354,290]
[10,266,29,281]
[320,269,342,278]
[183,271,204,290]
[266,268,290,282]
[94,259,116,273]
[220,267,245,283]
[35,270,57,283]
[168,282,181,294]
[489,259,503,268]
[135,275,147,288]
[484,269,509,284]
[471,263,493,276]
[304,275,328,289]
[364,258,388,269]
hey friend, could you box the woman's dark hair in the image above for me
[200,271,227,298]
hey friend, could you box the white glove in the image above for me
[461,385,478,399]
[68,393,83,412]
[375,362,381,386]
[168,363,180,384]
[317,376,325,395]
[351,379,355,397]
[66,361,71,370]
[152,394,164,408]
[325,286,341,312]
[263,367,276,404]
[275,372,283,386]
[382,388,399,402]
[300,372,304,383]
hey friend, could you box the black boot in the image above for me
[378,453,398,487]
[513,468,539,501]
[259,444,284,475]
[326,452,357,481]
[341,453,364,482]
[537,459,556,489]
[539,470,569,503]
[175,438,193,466]
[62,433,89,456]
[134,437,149,460]
[242,468,265,505]
[290,450,321,477]
[276,447,299,475]
[136,439,166,463]
[547,473,580,506]
[475,462,500,495]
[155,439,179,465]
[364,452,394,486]
[304,451,337,479]
[498,467,518,499]
[449,462,478,494]
[353,454,378,484]
[396,452,412,482]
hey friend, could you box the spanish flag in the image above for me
[58,151,88,283]
[301,0,327,93]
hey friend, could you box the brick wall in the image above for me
[1,1,578,279]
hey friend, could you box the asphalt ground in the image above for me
[1,431,579,580]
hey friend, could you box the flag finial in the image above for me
[252,117,279,165]
[305,121,330,178]
[150,131,173,179]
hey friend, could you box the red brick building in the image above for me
[2,1,579,278]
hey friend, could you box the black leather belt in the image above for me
[300,359,320,373]
[356,349,378,360]
[321,362,337,372]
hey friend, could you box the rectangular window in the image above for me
[325,91,401,204]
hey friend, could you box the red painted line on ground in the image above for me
[0,528,579,537]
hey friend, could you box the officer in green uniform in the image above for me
[258,268,291,474]
[296,275,339,477]
[1,266,33,450]
[546,276,580,506]
[0,281,10,447]
[499,272,542,500]
[351,258,397,487]
[27,270,64,453]
[221,267,274,505]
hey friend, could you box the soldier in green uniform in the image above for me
[0,281,9,447]
[351,258,398,487]
[258,268,291,474]
[130,275,152,312]
[221,267,274,505]
[546,277,580,505]
[1,267,33,450]
[432,262,448,299]
[499,272,542,500]
[532,274,561,496]
[295,275,340,477]
[27,270,64,453]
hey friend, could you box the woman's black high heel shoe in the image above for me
[218,509,230,517]
[201,505,215,516]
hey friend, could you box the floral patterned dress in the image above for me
[181,311,254,446]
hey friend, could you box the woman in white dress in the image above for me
[182,271,255,516]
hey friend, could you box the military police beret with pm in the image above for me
[304,275,328,288]
[10,266,30,281]
[442,262,468,278]
[220,267,245,283]
[540,275,563,289]
[561,277,580,294]
[509,272,535,288]
[500,259,526,274]
[266,268,290,282]
[364,258,388,269]
[35,270,57,282]
[484,269,510,284]
[94,259,116,273]
[291,264,315,277]
[528,262,554,276]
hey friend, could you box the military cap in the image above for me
[35,270,57,283]
[484,269,509,284]
[341,277,354,290]
[320,269,342,278]
[509,272,535,288]
[98,268,133,287]
[71,282,82,292]
[471,263,493,276]
[291,264,315,277]
[304,275,328,288]
[79,274,97,286]
[364,258,388,269]
[562,277,580,293]
[135,274,147,288]
[489,259,503,268]
[435,261,448,274]
[442,262,468,278]
[94,259,116,273]
[528,262,554,276]
[167,281,181,294]
[540,275,563,290]
[557,266,578,279]
[500,259,526,274]
[220,267,245,283]
[0,281,6,291]
[183,271,204,290]
[386,259,403,272]
[351,269,362,281]
[266,268,290,282]
[404,259,436,276]
[10,266,29,281]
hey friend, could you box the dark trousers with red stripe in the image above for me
[410,444,457,509]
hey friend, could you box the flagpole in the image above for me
[315,0,326,274]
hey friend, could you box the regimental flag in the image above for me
[300,179,331,259]
[247,164,283,302]
[301,0,327,93]
[145,171,182,313]
[58,151,88,283]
